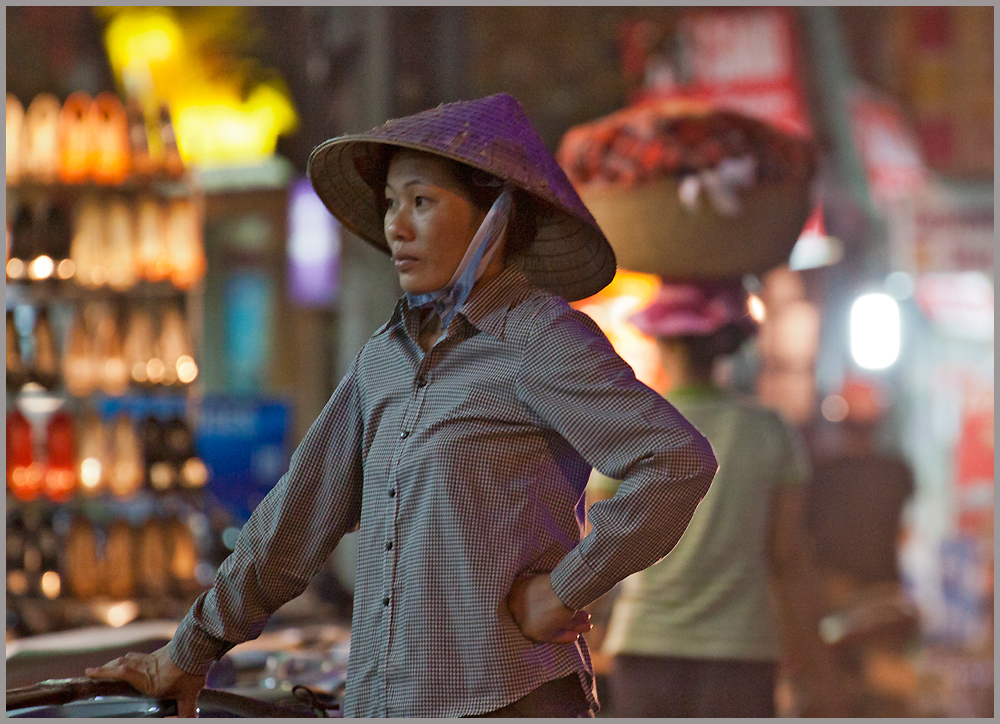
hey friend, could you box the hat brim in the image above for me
[307,136,616,303]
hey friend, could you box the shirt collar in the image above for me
[457,264,535,340]
[384,264,535,342]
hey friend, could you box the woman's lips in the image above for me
[393,256,419,271]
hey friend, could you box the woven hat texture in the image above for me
[307,93,616,302]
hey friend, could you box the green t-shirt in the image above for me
[589,385,809,662]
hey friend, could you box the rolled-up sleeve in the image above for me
[169,355,366,674]
[516,306,717,611]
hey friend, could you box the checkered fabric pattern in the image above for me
[169,265,717,717]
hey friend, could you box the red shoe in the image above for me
[44,410,77,502]
[7,409,42,501]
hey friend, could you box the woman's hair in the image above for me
[666,322,755,373]
[370,147,538,260]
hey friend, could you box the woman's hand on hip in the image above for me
[86,645,206,718]
[507,573,592,644]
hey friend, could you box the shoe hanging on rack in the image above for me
[64,516,101,600]
[8,205,35,280]
[43,409,77,503]
[38,204,75,280]
[62,307,97,397]
[137,517,170,597]
[76,410,109,496]
[143,415,174,492]
[165,417,208,490]
[57,91,93,185]
[104,520,136,600]
[109,414,144,499]
[123,306,156,386]
[22,93,61,183]
[136,197,170,282]
[126,97,156,177]
[158,104,185,179]
[168,517,198,592]
[106,198,138,291]
[92,304,129,396]
[37,517,62,599]
[165,198,206,289]
[7,408,42,502]
[7,310,27,391]
[89,92,131,185]
[7,94,25,184]
[30,307,61,390]
[158,305,192,386]
[6,513,28,597]
[70,198,106,288]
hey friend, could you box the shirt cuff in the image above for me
[549,544,609,611]
[168,610,235,676]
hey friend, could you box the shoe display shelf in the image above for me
[6,107,221,636]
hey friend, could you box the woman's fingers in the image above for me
[86,654,153,694]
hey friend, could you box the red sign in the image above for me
[846,85,928,206]
[630,7,812,137]
[954,380,994,536]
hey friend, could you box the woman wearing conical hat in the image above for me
[87,94,717,718]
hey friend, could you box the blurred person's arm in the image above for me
[768,483,851,717]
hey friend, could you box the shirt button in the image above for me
[382,597,390,606]
[385,541,393,551]
[399,430,409,439]
[416,376,427,388]
[388,488,396,498]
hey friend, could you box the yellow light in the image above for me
[571,269,667,391]
[90,266,109,287]
[7,571,28,596]
[56,258,76,279]
[80,457,103,489]
[41,571,61,599]
[131,361,149,383]
[146,358,166,384]
[105,601,139,628]
[181,458,209,488]
[6,258,26,279]
[104,9,183,71]
[176,355,198,384]
[748,293,766,323]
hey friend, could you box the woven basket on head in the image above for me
[559,99,816,278]
[577,176,812,278]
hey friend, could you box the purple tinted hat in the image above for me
[307,93,616,302]
[629,278,758,339]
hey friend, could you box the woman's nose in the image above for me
[386,206,414,241]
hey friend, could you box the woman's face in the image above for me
[384,151,488,295]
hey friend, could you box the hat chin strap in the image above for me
[405,184,513,331]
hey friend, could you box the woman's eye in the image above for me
[414,196,428,207]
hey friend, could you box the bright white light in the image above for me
[80,458,103,489]
[747,293,766,323]
[850,293,900,370]
[28,255,55,280]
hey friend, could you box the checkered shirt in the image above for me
[169,265,717,717]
